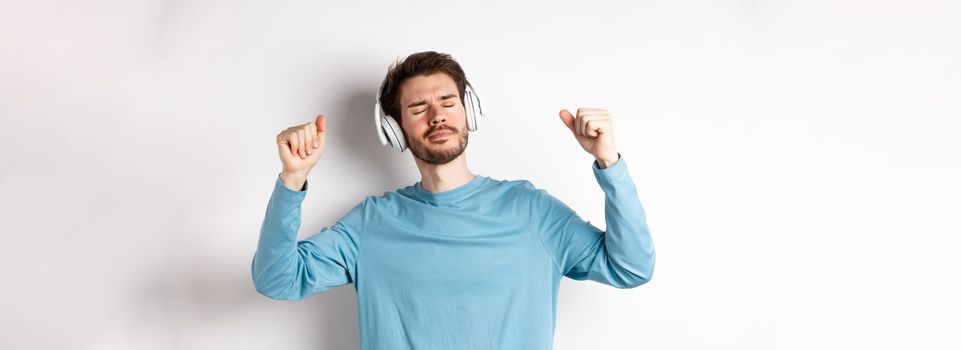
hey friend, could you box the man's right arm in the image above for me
[251,174,365,301]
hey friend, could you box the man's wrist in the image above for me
[595,153,620,169]
[279,171,308,191]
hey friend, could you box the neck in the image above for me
[414,152,477,193]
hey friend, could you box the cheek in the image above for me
[455,105,467,122]
[403,122,423,137]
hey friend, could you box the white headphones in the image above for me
[374,76,486,152]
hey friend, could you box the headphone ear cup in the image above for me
[381,114,407,152]
[465,89,477,132]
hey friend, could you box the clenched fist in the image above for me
[276,114,326,190]
[558,108,619,169]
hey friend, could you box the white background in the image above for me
[2,0,959,349]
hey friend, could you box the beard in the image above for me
[407,125,469,165]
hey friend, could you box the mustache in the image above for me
[425,125,457,138]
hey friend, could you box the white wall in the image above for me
[2,0,959,349]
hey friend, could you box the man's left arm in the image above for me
[535,152,656,288]
[539,108,655,288]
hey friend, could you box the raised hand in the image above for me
[276,114,326,188]
[558,108,619,168]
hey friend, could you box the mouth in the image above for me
[428,130,453,140]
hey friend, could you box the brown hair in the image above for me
[378,51,469,126]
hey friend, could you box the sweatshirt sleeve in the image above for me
[534,153,655,289]
[251,174,366,300]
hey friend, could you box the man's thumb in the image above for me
[315,114,326,132]
[558,109,575,133]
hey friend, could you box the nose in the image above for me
[428,106,447,126]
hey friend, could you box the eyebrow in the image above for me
[406,94,458,109]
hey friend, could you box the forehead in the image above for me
[399,73,458,105]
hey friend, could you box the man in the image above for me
[252,51,655,349]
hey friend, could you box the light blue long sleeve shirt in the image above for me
[251,153,655,349]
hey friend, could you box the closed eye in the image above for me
[414,104,456,115]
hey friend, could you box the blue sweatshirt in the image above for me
[251,153,655,349]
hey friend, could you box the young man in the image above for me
[252,51,655,349]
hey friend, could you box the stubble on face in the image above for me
[407,124,469,165]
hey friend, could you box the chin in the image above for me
[410,132,469,165]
